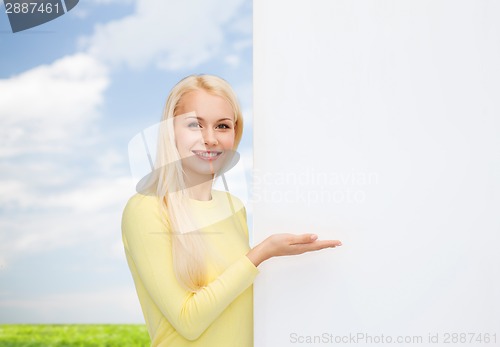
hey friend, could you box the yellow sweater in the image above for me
[121,190,259,346]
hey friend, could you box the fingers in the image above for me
[321,239,342,248]
[291,239,342,254]
[290,233,319,245]
[289,234,341,246]
[266,233,342,258]
[330,240,342,247]
[307,240,340,250]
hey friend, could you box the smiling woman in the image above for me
[173,90,237,191]
[121,74,341,346]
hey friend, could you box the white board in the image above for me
[253,1,500,346]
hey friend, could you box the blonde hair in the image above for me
[155,74,243,291]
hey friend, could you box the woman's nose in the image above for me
[202,128,219,146]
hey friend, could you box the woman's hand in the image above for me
[246,234,342,267]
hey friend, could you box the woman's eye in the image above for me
[216,123,231,129]
[188,122,201,128]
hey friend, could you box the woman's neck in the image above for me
[184,175,214,201]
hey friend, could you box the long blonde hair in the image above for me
[154,74,243,291]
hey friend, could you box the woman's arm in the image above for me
[122,195,259,341]
[122,195,341,340]
[246,234,342,267]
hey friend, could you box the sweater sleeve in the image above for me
[121,195,259,341]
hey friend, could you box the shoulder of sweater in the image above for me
[122,193,163,221]
[212,190,246,212]
[125,193,159,209]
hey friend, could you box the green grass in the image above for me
[0,325,150,347]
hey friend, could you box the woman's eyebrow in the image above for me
[184,116,234,122]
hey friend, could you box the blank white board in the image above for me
[253,1,500,346]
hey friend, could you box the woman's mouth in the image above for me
[192,150,223,161]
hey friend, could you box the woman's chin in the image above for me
[181,153,229,176]
[182,162,223,181]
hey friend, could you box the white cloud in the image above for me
[224,54,240,68]
[0,52,135,265]
[0,287,143,323]
[70,8,89,19]
[0,176,135,258]
[233,38,252,51]
[0,257,7,271]
[81,0,247,70]
[229,12,252,35]
[43,176,135,212]
[0,53,109,157]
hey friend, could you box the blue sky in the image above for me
[0,0,253,323]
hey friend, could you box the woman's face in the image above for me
[174,89,236,179]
